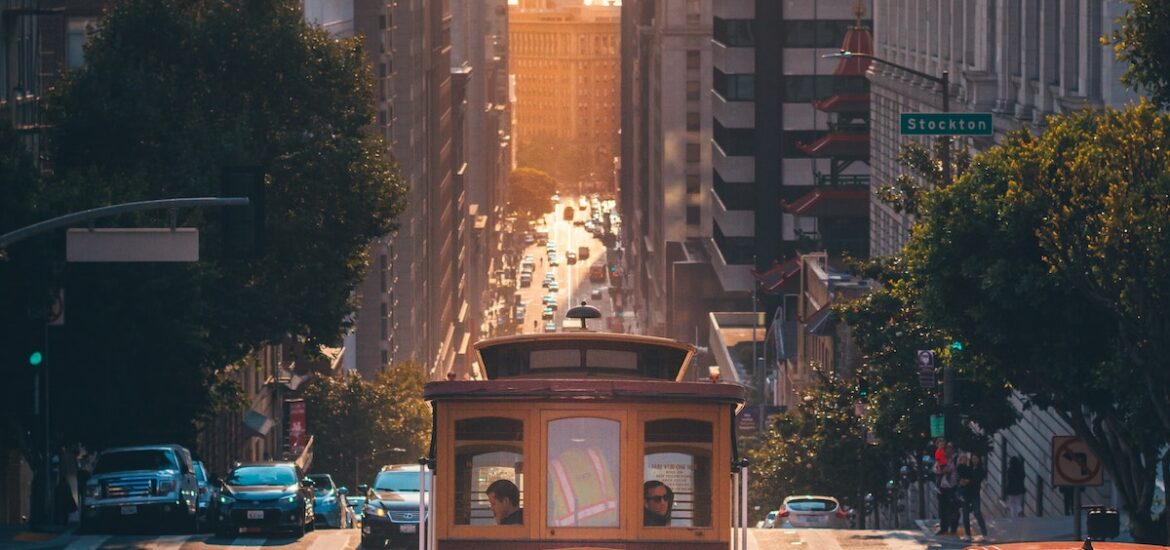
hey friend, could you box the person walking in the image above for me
[958,454,988,542]
[934,443,960,535]
[1004,455,1026,517]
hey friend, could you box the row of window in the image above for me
[448,408,719,531]
[713,18,871,49]
[713,72,869,104]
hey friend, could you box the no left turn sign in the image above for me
[1051,436,1103,487]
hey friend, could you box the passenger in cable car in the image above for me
[643,480,674,526]
[487,479,523,525]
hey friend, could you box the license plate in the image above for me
[400,524,417,534]
[246,510,264,520]
[120,505,137,516]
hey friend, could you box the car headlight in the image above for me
[157,478,176,495]
[219,494,236,506]
[365,505,386,517]
[284,494,299,504]
[86,483,101,499]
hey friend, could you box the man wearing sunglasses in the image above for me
[643,480,673,526]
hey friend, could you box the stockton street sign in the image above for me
[900,113,993,136]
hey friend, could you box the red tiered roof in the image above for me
[781,188,870,218]
[795,133,869,157]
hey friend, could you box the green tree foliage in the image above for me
[300,365,430,489]
[749,365,900,521]
[507,167,557,224]
[1108,0,1170,109]
[516,138,600,186]
[0,0,405,451]
[906,102,1170,543]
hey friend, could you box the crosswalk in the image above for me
[53,529,359,550]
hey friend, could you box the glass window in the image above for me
[547,418,620,527]
[454,417,524,525]
[643,419,714,527]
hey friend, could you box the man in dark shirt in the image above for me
[643,480,673,526]
[487,479,523,525]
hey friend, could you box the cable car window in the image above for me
[530,349,580,369]
[643,418,714,527]
[454,417,524,525]
[547,417,620,527]
[585,349,637,370]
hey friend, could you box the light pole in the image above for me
[823,49,955,425]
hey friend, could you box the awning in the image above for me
[796,133,869,157]
[752,258,801,295]
[781,187,869,217]
[811,94,870,113]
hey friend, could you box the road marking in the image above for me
[309,530,354,550]
[139,535,189,549]
[228,536,266,550]
[64,535,110,550]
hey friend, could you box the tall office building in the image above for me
[510,2,620,188]
[622,0,872,342]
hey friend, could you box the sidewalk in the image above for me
[916,515,1136,545]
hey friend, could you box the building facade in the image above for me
[510,2,620,187]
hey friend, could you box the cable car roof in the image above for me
[472,332,697,381]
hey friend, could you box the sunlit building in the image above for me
[510,1,620,185]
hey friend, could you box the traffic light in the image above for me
[858,377,870,401]
[950,340,964,351]
[28,351,43,366]
[221,166,267,259]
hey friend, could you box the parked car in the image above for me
[306,473,349,529]
[193,460,217,528]
[80,444,201,533]
[362,464,429,549]
[590,288,603,301]
[776,495,849,529]
[544,321,558,332]
[566,252,577,264]
[762,509,779,528]
[549,281,560,292]
[216,462,316,537]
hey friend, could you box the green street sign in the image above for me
[900,113,993,136]
[930,414,945,438]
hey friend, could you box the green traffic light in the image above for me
[29,351,43,366]
[950,341,964,351]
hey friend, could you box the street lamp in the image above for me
[823,49,956,428]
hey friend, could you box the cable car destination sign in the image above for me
[900,113,993,136]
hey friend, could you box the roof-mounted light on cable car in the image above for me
[566,302,602,329]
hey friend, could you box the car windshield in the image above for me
[93,450,178,474]
[193,462,208,482]
[374,471,430,491]
[227,466,297,487]
[786,498,838,512]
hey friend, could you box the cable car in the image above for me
[416,304,748,550]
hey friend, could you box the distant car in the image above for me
[590,288,603,300]
[362,464,429,550]
[762,509,779,528]
[542,294,556,306]
[578,197,589,208]
[776,495,849,529]
[578,246,590,260]
[552,193,561,203]
[523,233,534,245]
[305,473,348,529]
[584,221,595,232]
[542,307,554,320]
[216,462,315,537]
[519,273,532,287]
[193,460,217,527]
[549,281,559,292]
[549,256,559,267]
[543,321,557,332]
[566,252,577,264]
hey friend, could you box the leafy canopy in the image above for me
[507,167,557,224]
[1108,0,1170,109]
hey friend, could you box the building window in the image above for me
[686,143,702,163]
[686,50,700,71]
[686,174,701,194]
[686,112,700,132]
[686,80,701,101]
[66,18,98,69]
[686,0,701,25]
[713,121,755,157]
[686,206,701,226]
[381,350,389,365]
[381,318,388,339]
[781,20,870,48]
[713,70,754,101]
[781,75,869,103]
[713,18,755,47]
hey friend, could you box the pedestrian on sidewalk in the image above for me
[958,453,988,542]
[1005,456,1026,517]
[934,442,960,535]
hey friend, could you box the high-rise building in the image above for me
[510,2,619,188]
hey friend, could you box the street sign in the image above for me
[930,414,945,438]
[900,113,993,136]
[917,350,936,388]
[1052,436,1104,487]
[67,228,199,262]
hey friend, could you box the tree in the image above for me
[300,365,430,489]
[749,365,900,524]
[906,102,1170,543]
[507,167,557,223]
[0,0,405,453]
[1108,0,1170,109]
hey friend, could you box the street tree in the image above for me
[300,364,430,489]
[1108,0,1170,109]
[906,102,1170,543]
[749,365,900,525]
[507,167,557,224]
[0,0,405,455]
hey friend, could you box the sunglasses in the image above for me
[645,495,670,503]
